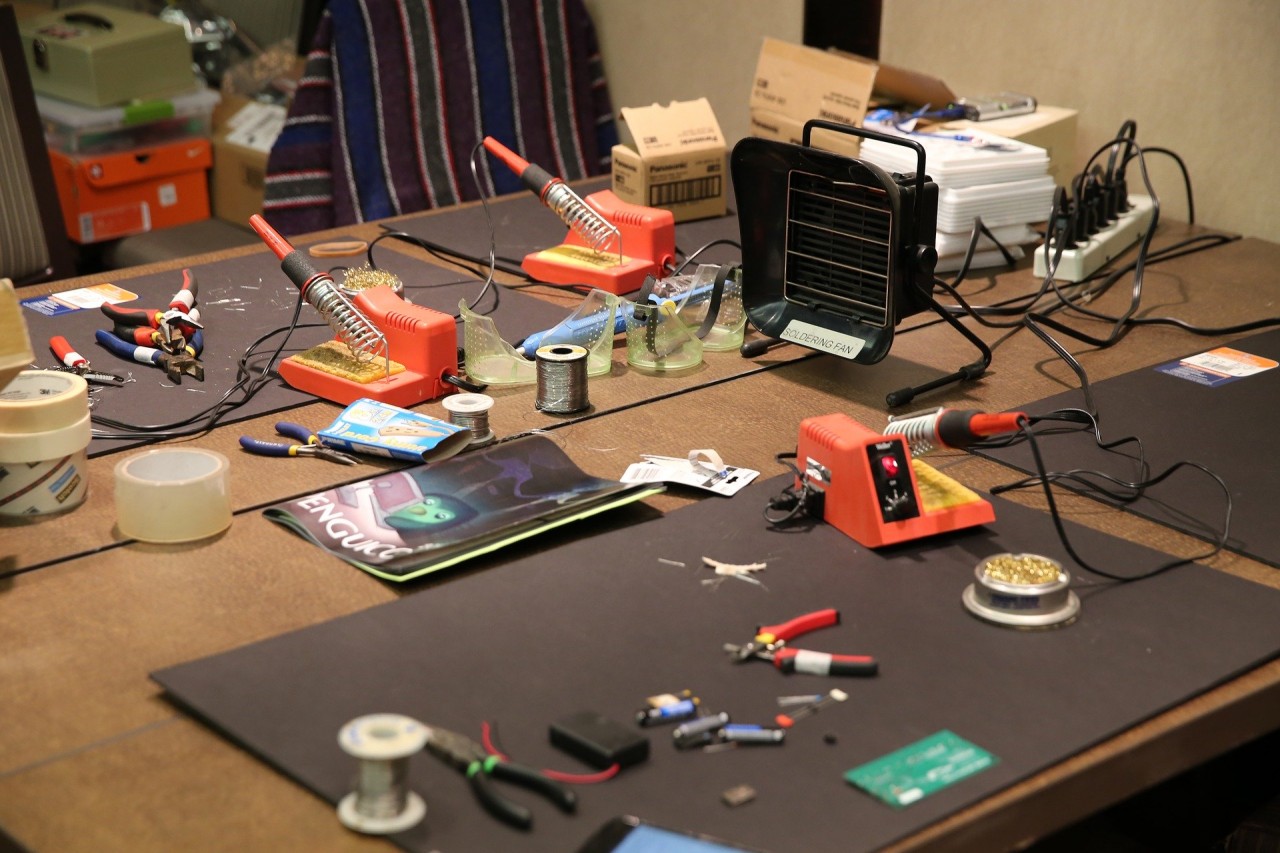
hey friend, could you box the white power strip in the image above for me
[1033,194,1154,282]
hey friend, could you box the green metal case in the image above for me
[20,4,195,108]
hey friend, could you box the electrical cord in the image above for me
[934,216,1019,293]
[989,418,1232,584]
[481,721,619,785]
[762,452,820,525]
[920,122,1268,375]
[91,291,316,440]
[673,238,742,275]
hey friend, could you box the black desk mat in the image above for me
[153,478,1280,852]
[23,240,569,457]
[386,178,743,288]
[977,328,1280,569]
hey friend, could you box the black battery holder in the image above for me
[550,711,650,770]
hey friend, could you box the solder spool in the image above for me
[535,344,590,414]
[442,392,495,446]
[962,552,1081,629]
[337,714,428,835]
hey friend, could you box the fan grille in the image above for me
[783,171,895,328]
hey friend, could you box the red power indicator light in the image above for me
[880,456,900,477]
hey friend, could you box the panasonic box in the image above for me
[611,98,727,223]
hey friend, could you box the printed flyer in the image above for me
[264,435,663,581]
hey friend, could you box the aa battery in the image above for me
[636,697,699,726]
[720,724,785,745]
[673,712,730,749]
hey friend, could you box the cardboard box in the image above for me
[933,105,1079,188]
[48,138,212,243]
[211,97,287,226]
[20,3,196,107]
[748,38,878,157]
[611,98,727,223]
[750,41,1077,189]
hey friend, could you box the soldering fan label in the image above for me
[1156,347,1277,387]
[779,320,866,359]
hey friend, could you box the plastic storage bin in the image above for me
[37,86,220,154]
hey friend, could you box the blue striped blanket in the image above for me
[262,0,618,235]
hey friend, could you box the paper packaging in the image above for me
[318,398,472,463]
[211,96,287,226]
[47,138,212,243]
[611,98,727,222]
[751,40,1076,190]
[748,38,878,158]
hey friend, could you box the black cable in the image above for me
[91,292,315,440]
[927,125,1265,349]
[361,143,567,324]
[673,238,742,275]
[370,228,530,282]
[1125,145,1194,223]
[936,216,1018,292]
[762,452,815,525]
[994,419,1231,584]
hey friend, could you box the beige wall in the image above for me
[588,0,1279,242]
[583,0,803,147]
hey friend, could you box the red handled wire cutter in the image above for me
[724,608,878,677]
[100,268,202,354]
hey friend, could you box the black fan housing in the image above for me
[732,121,939,364]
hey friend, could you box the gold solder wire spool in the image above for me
[442,392,495,446]
[534,344,590,414]
[962,552,1081,629]
[337,714,428,835]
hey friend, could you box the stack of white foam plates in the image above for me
[934,222,1039,257]
[934,223,1037,274]
[936,176,1056,232]
[860,121,1051,188]
[861,121,1054,270]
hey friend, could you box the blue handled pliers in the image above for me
[94,328,204,383]
[238,421,359,465]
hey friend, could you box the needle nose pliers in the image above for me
[423,726,576,830]
[238,422,359,465]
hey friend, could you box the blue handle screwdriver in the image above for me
[514,280,716,355]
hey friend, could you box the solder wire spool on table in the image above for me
[534,344,590,414]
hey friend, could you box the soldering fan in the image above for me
[732,120,990,406]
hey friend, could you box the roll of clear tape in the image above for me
[114,448,232,543]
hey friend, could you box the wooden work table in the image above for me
[2,209,1277,852]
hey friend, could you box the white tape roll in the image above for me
[114,448,232,543]
[0,370,91,516]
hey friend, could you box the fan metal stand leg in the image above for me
[885,295,992,409]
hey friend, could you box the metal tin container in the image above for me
[962,552,1080,628]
